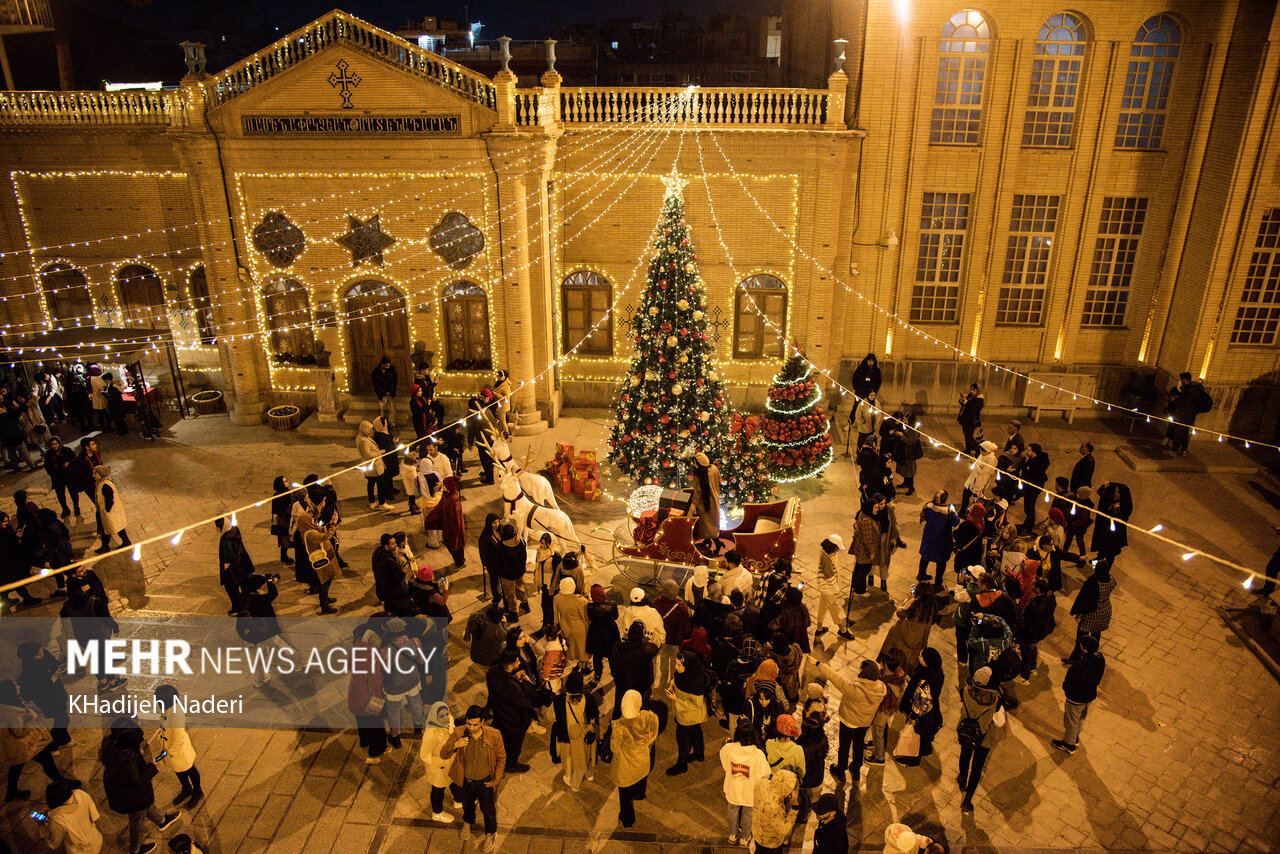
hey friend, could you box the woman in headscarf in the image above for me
[683,564,709,607]
[610,622,659,719]
[551,670,599,792]
[917,491,957,585]
[688,451,722,547]
[665,650,709,775]
[953,501,987,575]
[878,583,939,678]
[408,383,434,440]
[371,415,400,501]
[613,689,659,828]
[680,626,713,665]
[477,513,503,603]
[744,659,786,743]
[92,465,130,554]
[418,702,456,820]
[270,476,297,565]
[357,420,390,510]
[422,476,466,569]
[553,576,589,664]
[898,647,944,763]
[586,584,620,683]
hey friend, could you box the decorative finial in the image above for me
[498,36,512,73]
[661,166,688,201]
[833,38,849,74]
[545,39,558,73]
[180,41,207,76]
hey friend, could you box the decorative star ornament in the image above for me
[335,213,396,267]
[661,167,688,201]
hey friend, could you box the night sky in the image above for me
[3,0,773,89]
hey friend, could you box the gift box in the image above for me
[658,488,693,519]
[583,484,602,502]
[558,474,573,493]
[577,450,598,465]
[554,441,575,462]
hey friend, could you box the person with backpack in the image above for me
[956,666,1004,813]
[1162,372,1212,456]
[380,618,427,745]
[99,718,180,854]
[1015,579,1057,684]
[464,604,507,670]
[713,616,756,732]
[897,647,944,763]
[966,615,1017,710]
[1052,635,1106,754]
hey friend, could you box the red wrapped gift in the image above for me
[554,441,575,461]
[558,474,573,493]
[577,450,598,464]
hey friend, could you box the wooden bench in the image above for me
[1024,372,1099,424]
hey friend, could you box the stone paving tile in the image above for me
[3,413,1280,853]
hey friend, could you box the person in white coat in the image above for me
[154,685,201,808]
[42,779,103,854]
[357,421,392,509]
[719,719,771,846]
[92,465,130,554]
[418,702,456,823]
[618,587,666,644]
[961,441,999,514]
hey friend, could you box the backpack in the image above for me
[957,716,984,747]
[1196,388,1213,414]
[994,644,1023,683]
[910,681,934,718]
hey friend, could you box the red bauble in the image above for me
[660,415,671,424]
[662,322,673,333]
[681,238,688,246]
[668,427,677,435]
[659,279,667,287]
[659,281,668,290]
[696,378,705,386]
[669,262,677,270]
[667,371,676,379]
[621,393,630,402]
[643,403,653,413]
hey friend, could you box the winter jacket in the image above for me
[850,513,880,564]
[419,720,454,788]
[1070,454,1095,493]
[610,638,658,697]
[965,615,1012,669]
[752,768,798,848]
[957,393,983,427]
[918,503,956,563]
[853,401,882,437]
[879,614,932,678]
[1091,483,1133,556]
[439,723,505,786]
[765,737,805,780]
[814,662,886,728]
[814,811,850,854]
[371,364,398,399]
[486,666,534,734]
[496,538,528,582]
[382,636,425,697]
[618,603,667,644]
[43,443,75,487]
[1063,651,1106,703]
[372,547,409,611]
[1072,575,1117,633]
[156,708,196,773]
[347,636,384,716]
[1020,592,1057,644]
[719,741,771,806]
[612,708,659,787]
[653,595,692,647]
[99,736,156,815]
[851,357,882,399]
[586,600,621,655]
[94,478,127,535]
[797,725,828,788]
[959,682,1002,749]
[463,612,506,667]
[964,446,999,496]
[46,787,103,854]
[356,421,385,477]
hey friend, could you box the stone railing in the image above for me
[550,86,831,127]
[0,90,175,126]
[0,0,53,29]
[513,90,540,127]
[207,9,496,110]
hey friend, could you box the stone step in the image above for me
[1116,441,1259,474]
[297,412,360,440]
[513,410,548,436]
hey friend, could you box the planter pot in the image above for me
[191,390,224,416]
[268,404,303,431]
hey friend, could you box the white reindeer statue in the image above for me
[501,469,580,546]
[476,423,561,512]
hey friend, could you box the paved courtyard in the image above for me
[1,406,1279,854]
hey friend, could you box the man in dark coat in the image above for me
[1090,481,1133,571]
[485,652,534,773]
[372,533,412,615]
[216,517,255,616]
[1162,372,1211,456]
[1070,442,1095,494]
[372,356,399,431]
[100,718,179,849]
[1052,635,1105,754]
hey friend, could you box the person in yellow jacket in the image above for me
[613,689,659,828]
[153,685,201,808]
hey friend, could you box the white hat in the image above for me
[559,576,576,595]
[621,689,642,719]
[629,587,645,603]
[826,534,844,550]
[980,440,999,452]
[973,666,994,686]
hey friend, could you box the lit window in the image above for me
[561,270,613,355]
[188,266,217,345]
[911,192,970,323]
[930,10,991,145]
[39,262,93,330]
[997,195,1059,325]
[734,274,787,359]
[1116,14,1181,149]
[1081,198,1147,327]
[116,264,168,330]
[262,279,314,358]
[1023,13,1087,147]
[442,280,492,370]
[1231,208,1280,345]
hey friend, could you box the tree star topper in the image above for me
[661,167,688,201]
[336,213,396,267]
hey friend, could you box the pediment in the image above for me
[206,10,496,138]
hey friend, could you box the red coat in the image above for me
[1005,558,1039,610]
[423,476,466,562]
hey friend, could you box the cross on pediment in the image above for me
[328,59,361,109]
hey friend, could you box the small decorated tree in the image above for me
[719,412,776,514]
[759,353,834,482]
[607,169,731,488]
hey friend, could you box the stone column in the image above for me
[169,75,267,425]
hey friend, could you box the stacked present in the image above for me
[544,443,601,500]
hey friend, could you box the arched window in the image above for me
[733,274,786,359]
[442,281,492,370]
[930,10,992,145]
[1116,14,1181,149]
[39,262,93,329]
[262,279,314,358]
[561,270,613,355]
[115,264,168,329]
[188,266,216,345]
[1024,13,1087,147]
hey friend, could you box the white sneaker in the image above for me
[364,756,381,765]
[370,502,379,510]
[432,811,454,822]
[479,834,496,853]
[382,503,399,512]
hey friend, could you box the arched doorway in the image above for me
[116,264,168,330]
[39,262,94,329]
[343,279,411,395]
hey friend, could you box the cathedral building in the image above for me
[0,3,1275,438]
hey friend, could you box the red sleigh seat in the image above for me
[721,497,802,573]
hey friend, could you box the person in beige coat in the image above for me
[613,689,659,828]
[553,576,589,663]
[689,451,722,543]
[357,420,391,509]
[751,767,798,852]
[418,702,456,823]
[154,685,201,808]
[810,657,886,787]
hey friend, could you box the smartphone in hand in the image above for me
[30,810,49,823]
[155,750,168,762]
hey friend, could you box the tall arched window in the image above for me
[188,266,216,345]
[561,270,613,355]
[1116,14,1181,149]
[39,262,93,329]
[442,280,492,370]
[262,279,315,358]
[1024,13,1087,147]
[930,10,991,145]
[115,264,168,329]
[733,274,786,359]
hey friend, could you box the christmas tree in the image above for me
[759,353,834,482]
[719,412,776,514]
[608,169,731,488]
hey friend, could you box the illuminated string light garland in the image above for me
[701,131,1280,456]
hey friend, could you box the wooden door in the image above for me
[344,282,410,395]
[118,265,168,330]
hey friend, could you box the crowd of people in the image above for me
[0,353,1248,854]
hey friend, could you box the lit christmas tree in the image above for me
[719,412,776,514]
[759,353,834,482]
[608,169,731,488]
